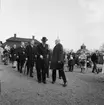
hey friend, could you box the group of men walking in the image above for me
[9,37,67,87]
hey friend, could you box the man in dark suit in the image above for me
[67,51,75,72]
[50,38,67,87]
[36,37,49,84]
[16,42,26,73]
[91,51,98,73]
[25,40,37,77]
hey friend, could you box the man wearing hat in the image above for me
[36,37,49,84]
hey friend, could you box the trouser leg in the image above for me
[72,65,74,71]
[71,65,74,71]
[94,62,97,73]
[20,61,22,73]
[20,60,25,73]
[92,62,95,72]
[36,68,41,82]
[92,62,97,73]
[69,65,71,71]
[52,69,56,82]
[12,61,14,67]
[42,66,46,82]
[46,61,49,78]
[60,69,67,83]
[46,66,49,78]
[30,66,33,77]
[70,65,72,71]
[17,61,20,72]
[36,61,42,82]
[27,65,29,75]
[59,69,61,79]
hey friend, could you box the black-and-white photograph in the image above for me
[0,0,104,104]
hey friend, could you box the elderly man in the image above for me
[50,38,67,87]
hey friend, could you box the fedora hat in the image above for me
[41,37,48,42]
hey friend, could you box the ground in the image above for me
[0,63,104,105]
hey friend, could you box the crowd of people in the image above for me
[0,37,68,87]
[0,37,104,87]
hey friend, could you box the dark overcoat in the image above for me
[67,53,75,66]
[10,47,17,61]
[50,43,64,70]
[36,43,49,69]
[91,53,98,63]
[16,46,26,61]
[25,45,37,67]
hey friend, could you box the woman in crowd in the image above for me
[10,44,17,68]
[79,51,87,73]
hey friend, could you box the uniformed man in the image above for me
[17,42,26,73]
[25,40,37,77]
[36,37,49,84]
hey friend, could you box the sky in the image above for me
[0,0,104,51]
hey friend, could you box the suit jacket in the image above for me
[50,43,64,70]
[10,47,17,61]
[25,45,37,66]
[91,53,98,63]
[17,46,26,61]
[36,43,49,68]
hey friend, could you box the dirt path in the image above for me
[0,64,104,105]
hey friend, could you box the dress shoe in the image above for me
[63,82,68,87]
[47,76,49,78]
[20,71,22,73]
[59,77,62,79]
[30,75,33,78]
[43,81,47,84]
[52,81,55,84]
[38,80,41,83]
[12,66,16,68]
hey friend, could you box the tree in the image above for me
[99,43,104,52]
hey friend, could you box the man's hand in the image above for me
[47,55,49,58]
[26,58,28,61]
[58,61,61,63]
[40,55,43,59]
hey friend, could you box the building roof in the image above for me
[3,35,40,47]
[6,36,40,43]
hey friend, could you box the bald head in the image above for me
[55,39,60,45]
